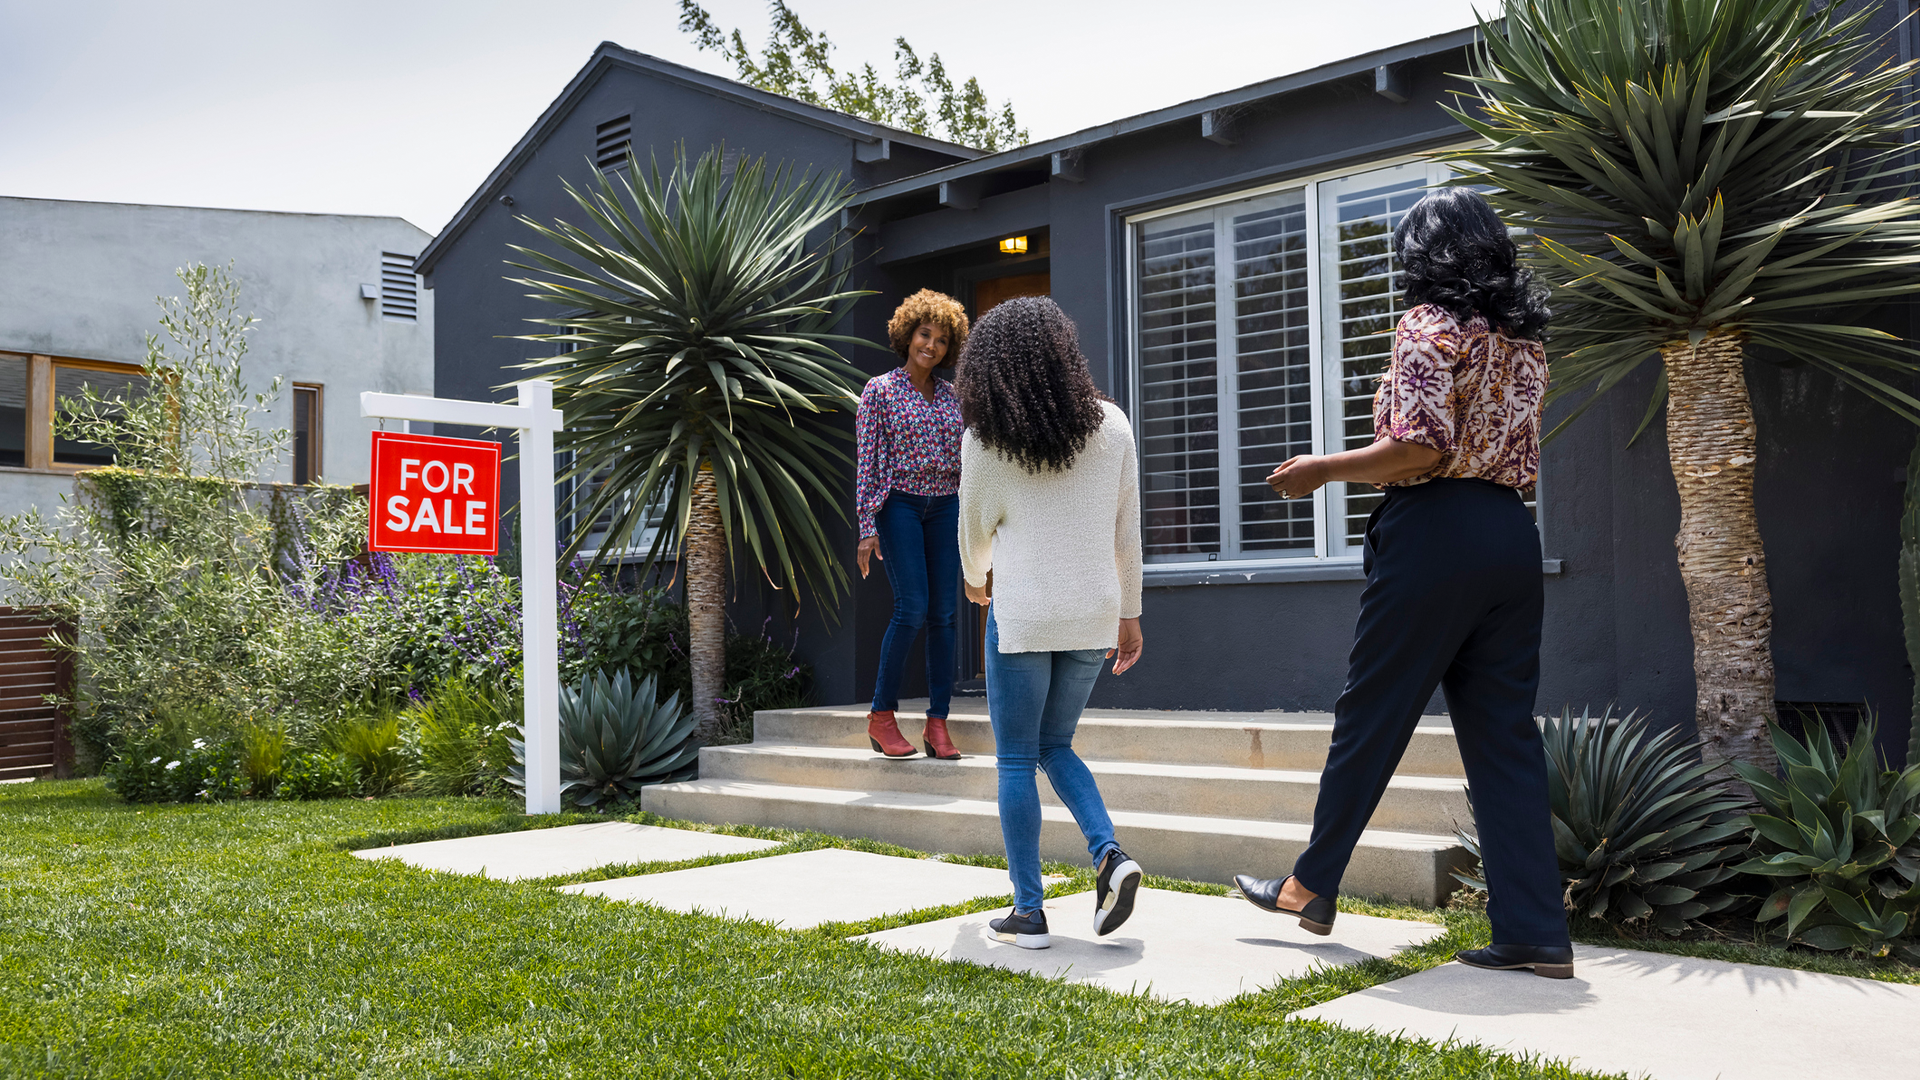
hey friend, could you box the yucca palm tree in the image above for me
[1446,0,1920,773]
[510,146,869,739]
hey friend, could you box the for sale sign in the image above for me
[367,431,501,555]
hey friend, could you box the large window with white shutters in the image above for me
[1129,156,1479,567]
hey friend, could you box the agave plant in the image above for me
[1446,1,1920,775]
[510,145,870,740]
[1456,706,1750,933]
[1731,715,1920,957]
[511,669,699,807]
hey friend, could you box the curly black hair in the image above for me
[955,297,1108,473]
[1394,187,1550,341]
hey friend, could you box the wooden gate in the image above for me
[0,607,73,780]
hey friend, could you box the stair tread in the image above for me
[647,778,1464,852]
[771,704,1455,732]
[704,741,1468,788]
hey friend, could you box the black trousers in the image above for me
[1293,478,1568,947]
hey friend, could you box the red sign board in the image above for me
[367,431,501,555]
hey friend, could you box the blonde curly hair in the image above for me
[886,289,968,367]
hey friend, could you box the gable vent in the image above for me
[380,252,419,322]
[595,114,633,170]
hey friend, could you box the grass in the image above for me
[0,779,1623,1080]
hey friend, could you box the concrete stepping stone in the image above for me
[1293,944,1920,1080]
[562,847,1032,928]
[856,887,1444,1005]
[353,821,779,881]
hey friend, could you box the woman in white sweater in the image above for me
[955,297,1146,950]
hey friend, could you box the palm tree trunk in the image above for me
[685,463,727,742]
[1660,331,1779,775]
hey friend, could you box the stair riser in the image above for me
[755,711,1467,778]
[643,785,1466,907]
[698,747,1472,837]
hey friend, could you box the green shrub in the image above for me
[237,719,287,797]
[276,750,358,800]
[104,736,243,804]
[510,669,699,808]
[1733,715,1920,958]
[330,707,411,796]
[1456,706,1750,933]
[406,677,517,796]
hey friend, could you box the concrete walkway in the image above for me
[359,820,1920,1079]
[1294,943,1920,1080]
[352,821,779,880]
[859,887,1442,1005]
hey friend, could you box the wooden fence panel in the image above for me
[0,608,72,780]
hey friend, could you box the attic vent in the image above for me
[380,252,419,322]
[595,115,633,169]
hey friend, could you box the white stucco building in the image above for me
[0,197,435,514]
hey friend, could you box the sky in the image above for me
[0,0,1489,236]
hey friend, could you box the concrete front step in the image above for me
[756,702,1467,778]
[698,742,1473,837]
[642,779,1469,906]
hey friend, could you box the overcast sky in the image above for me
[0,0,1489,235]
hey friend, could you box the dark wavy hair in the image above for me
[1394,187,1550,341]
[956,296,1108,473]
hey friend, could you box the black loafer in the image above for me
[1455,943,1575,979]
[1231,873,1335,936]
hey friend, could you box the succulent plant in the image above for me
[511,669,699,807]
[1456,706,1750,933]
[1732,715,1920,957]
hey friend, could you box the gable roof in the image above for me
[415,42,981,277]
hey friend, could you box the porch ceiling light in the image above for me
[998,235,1028,255]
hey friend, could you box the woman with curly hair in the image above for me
[1232,188,1573,979]
[855,289,970,760]
[956,296,1145,950]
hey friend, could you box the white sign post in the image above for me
[361,381,566,815]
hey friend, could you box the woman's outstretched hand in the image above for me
[1108,617,1143,675]
[857,536,882,578]
[1267,455,1329,500]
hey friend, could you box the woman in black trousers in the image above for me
[1234,188,1573,978]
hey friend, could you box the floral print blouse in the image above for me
[854,367,964,538]
[1374,303,1548,489]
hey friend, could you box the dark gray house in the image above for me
[417,18,1918,757]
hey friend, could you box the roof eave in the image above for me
[849,24,1484,208]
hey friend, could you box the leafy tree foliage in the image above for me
[678,0,1027,151]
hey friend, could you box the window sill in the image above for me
[0,465,87,477]
[1145,558,1563,588]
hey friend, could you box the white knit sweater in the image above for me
[958,401,1144,653]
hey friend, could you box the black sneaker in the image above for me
[989,908,1050,949]
[1094,848,1142,936]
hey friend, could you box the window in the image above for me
[595,115,633,170]
[0,355,26,467]
[380,252,419,322]
[1129,157,1464,566]
[53,361,147,466]
[292,384,322,484]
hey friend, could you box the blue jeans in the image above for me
[872,491,959,718]
[985,606,1119,913]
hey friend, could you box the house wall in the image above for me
[0,197,435,513]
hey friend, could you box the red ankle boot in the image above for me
[867,711,916,757]
[922,717,962,760]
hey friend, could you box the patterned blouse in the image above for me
[1374,303,1548,489]
[854,367,965,538]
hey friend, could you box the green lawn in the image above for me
[0,780,1626,1079]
